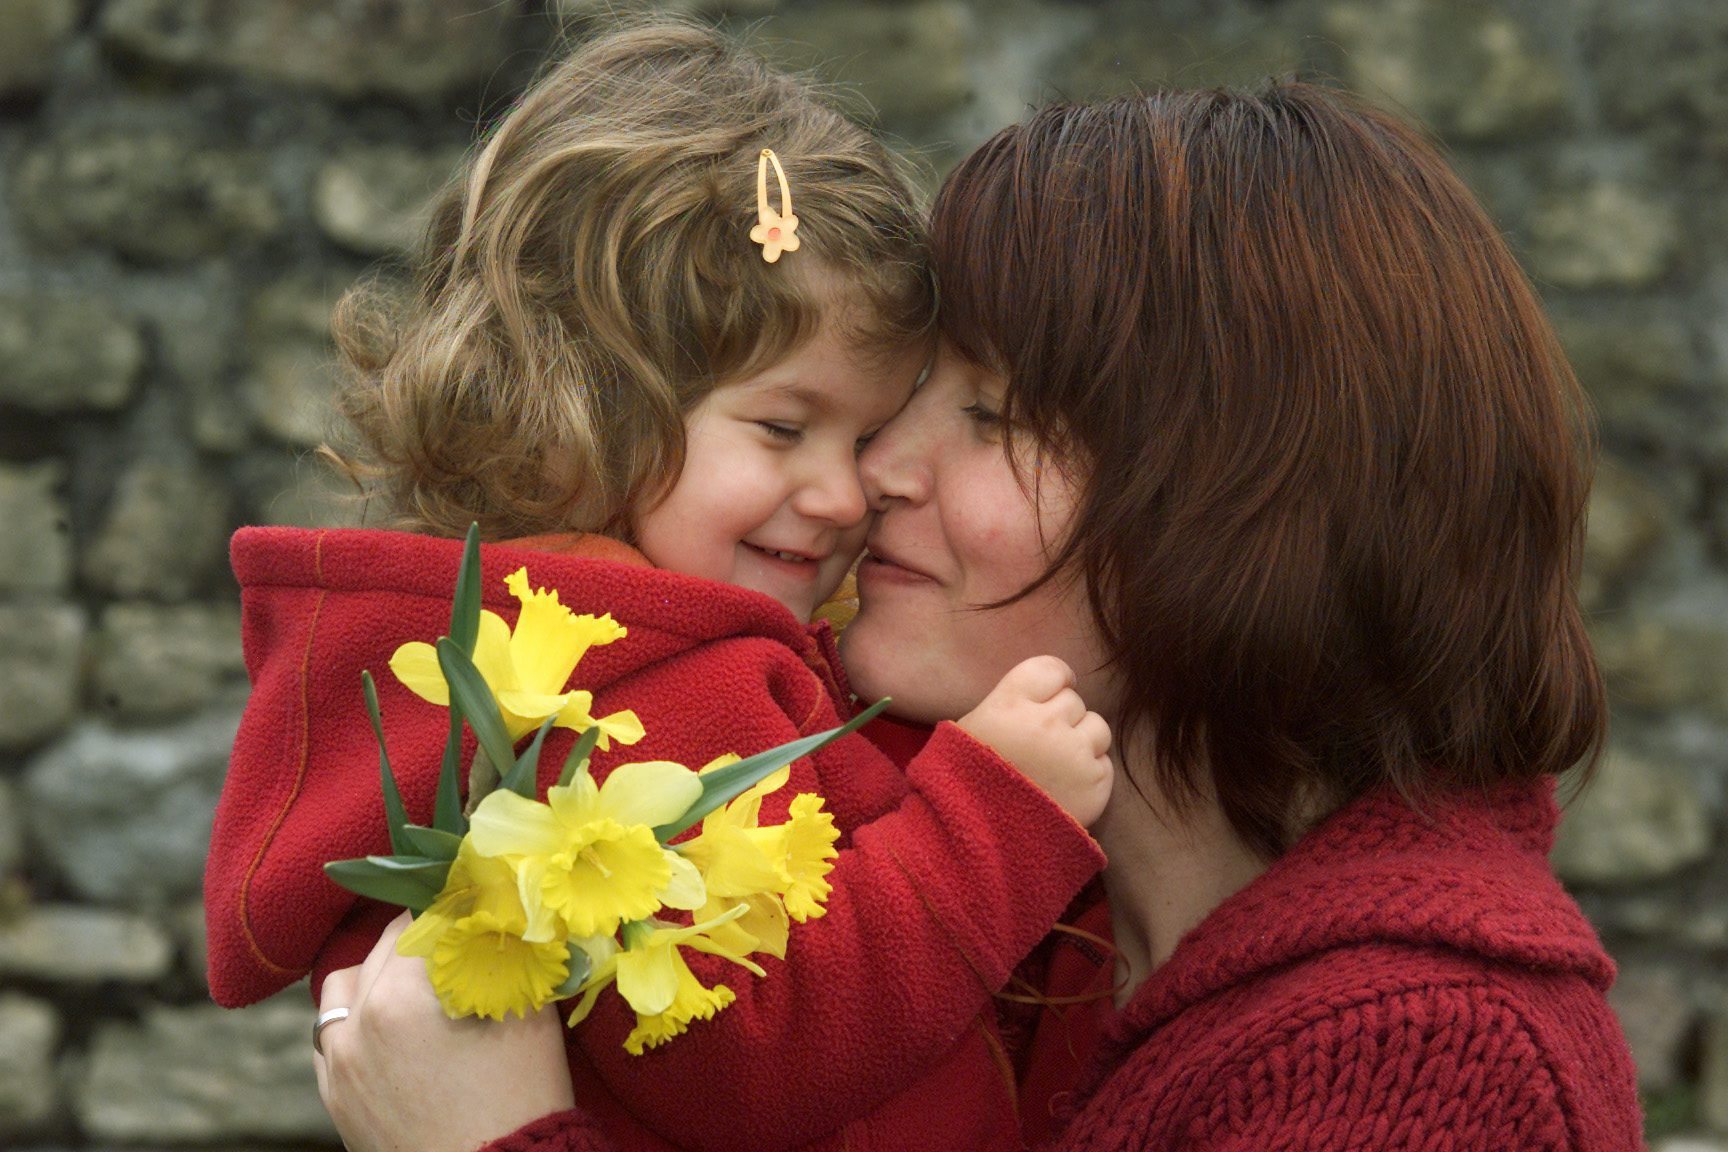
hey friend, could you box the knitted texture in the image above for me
[1051,780,1644,1151]
[205,526,1106,1152]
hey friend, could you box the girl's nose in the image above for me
[793,458,869,527]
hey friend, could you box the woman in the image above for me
[315,82,1644,1150]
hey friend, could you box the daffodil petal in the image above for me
[550,690,597,730]
[513,856,558,942]
[396,900,456,957]
[728,766,791,828]
[566,978,608,1027]
[498,688,577,724]
[592,709,645,749]
[470,611,518,693]
[658,850,706,910]
[467,790,569,858]
[572,932,618,972]
[679,823,788,897]
[683,931,767,978]
[388,641,449,706]
[598,760,702,828]
[616,935,680,1017]
[547,775,600,826]
[565,944,619,1028]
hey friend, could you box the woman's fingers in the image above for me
[314,963,363,1100]
[320,964,361,1014]
[354,911,415,1000]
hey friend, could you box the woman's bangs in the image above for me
[929,136,1029,375]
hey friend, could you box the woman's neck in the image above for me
[1091,755,1268,1009]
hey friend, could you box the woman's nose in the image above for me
[859,400,935,510]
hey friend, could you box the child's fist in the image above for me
[957,655,1113,826]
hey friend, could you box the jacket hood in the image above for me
[1112,778,1614,1043]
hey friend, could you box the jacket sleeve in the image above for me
[571,637,1108,1152]
[204,565,470,1007]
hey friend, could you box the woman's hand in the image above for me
[313,911,576,1152]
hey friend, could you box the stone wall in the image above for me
[0,0,1722,1147]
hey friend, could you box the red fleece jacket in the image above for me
[477,780,1644,1152]
[205,527,1105,1152]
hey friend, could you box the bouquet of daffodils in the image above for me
[326,526,882,1054]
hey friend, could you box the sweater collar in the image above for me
[1106,778,1613,1047]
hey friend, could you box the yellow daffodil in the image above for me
[693,890,789,959]
[397,842,568,1020]
[567,912,765,1055]
[389,567,645,748]
[467,761,706,938]
[781,793,839,922]
[676,760,794,899]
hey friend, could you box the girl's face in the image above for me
[840,341,1114,723]
[632,315,925,622]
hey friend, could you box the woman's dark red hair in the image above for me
[933,82,1604,858]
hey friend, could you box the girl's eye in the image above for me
[756,422,802,443]
[854,429,881,456]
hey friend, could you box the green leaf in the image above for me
[501,715,556,799]
[323,855,450,912]
[438,638,518,779]
[654,697,891,842]
[550,941,593,998]
[361,670,410,856]
[400,825,464,861]
[450,522,483,656]
[556,726,603,789]
[434,707,467,837]
[464,746,500,819]
[433,523,485,836]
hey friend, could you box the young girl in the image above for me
[204,21,1110,1152]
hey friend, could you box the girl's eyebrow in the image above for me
[752,379,836,412]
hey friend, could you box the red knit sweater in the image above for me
[204,527,1106,1152]
[480,779,1645,1152]
[1052,778,1644,1151]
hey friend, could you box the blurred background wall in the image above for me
[0,0,1723,1148]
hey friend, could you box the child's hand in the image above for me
[957,656,1113,826]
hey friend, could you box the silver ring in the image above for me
[313,1006,351,1056]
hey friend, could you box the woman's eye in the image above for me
[756,421,802,443]
[961,402,1003,429]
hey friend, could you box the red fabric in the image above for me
[205,526,1105,1152]
[1049,779,1644,1151]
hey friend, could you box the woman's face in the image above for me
[839,341,1114,724]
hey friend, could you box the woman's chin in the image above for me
[841,622,970,724]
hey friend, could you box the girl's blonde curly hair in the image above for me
[329,19,934,541]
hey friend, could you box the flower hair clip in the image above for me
[750,148,800,263]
